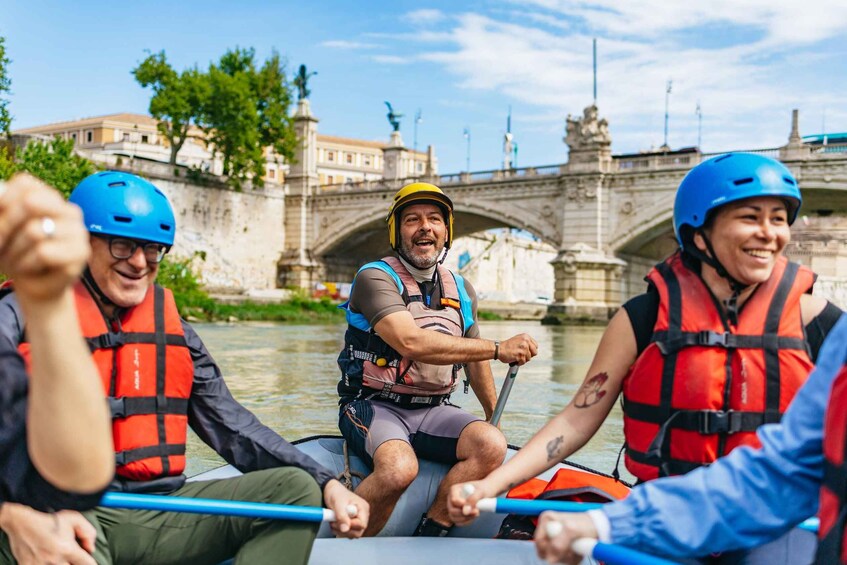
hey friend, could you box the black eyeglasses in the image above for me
[105,237,170,264]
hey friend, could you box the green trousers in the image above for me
[1,467,322,565]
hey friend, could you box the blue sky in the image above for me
[2,0,846,173]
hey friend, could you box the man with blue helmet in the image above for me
[0,171,369,564]
[450,154,842,563]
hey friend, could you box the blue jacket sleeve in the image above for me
[603,313,847,557]
[183,320,336,489]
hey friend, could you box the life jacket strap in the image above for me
[625,401,781,434]
[115,443,185,467]
[108,396,190,419]
[348,347,400,368]
[653,330,807,356]
[824,458,847,505]
[366,388,450,407]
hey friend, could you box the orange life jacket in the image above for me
[506,467,630,504]
[817,365,847,564]
[19,281,194,482]
[622,252,815,481]
[495,467,630,539]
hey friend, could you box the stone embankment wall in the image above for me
[443,231,556,308]
[86,156,286,292]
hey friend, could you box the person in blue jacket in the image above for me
[534,311,847,564]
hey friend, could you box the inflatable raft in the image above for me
[193,435,623,564]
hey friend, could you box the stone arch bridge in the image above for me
[280,105,847,321]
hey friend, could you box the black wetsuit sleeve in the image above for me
[807,301,843,362]
[621,290,659,356]
[0,295,105,511]
[183,320,335,489]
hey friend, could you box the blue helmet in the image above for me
[673,153,802,249]
[69,171,176,246]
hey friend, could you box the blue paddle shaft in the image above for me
[592,541,679,565]
[493,498,603,515]
[101,492,329,523]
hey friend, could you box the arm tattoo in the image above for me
[546,435,564,461]
[574,371,609,408]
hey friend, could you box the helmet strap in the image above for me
[688,230,748,326]
[82,267,115,309]
[437,246,449,265]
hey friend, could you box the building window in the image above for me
[71,133,78,142]
[364,155,372,167]
[327,175,334,184]
[417,162,424,172]
[267,168,276,179]
[86,130,93,143]
[346,153,353,164]
[141,135,149,144]
[123,133,130,141]
[327,151,335,162]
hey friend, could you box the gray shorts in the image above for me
[339,399,481,468]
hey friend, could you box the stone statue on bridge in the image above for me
[565,104,611,150]
[385,101,403,132]
[294,64,317,101]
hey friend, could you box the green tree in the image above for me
[0,137,95,198]
[133,51,207,166]
[0,36,12,135]
[203,48,296,187]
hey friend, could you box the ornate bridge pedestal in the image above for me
[544,243,626,323]
[278,99,325,288]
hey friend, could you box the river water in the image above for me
[186,320,633,482]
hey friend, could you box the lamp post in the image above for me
[413,109,422,154]
[663,80,672,149]
[463,127,471,172]
[696,101,702,150]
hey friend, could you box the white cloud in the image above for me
[406,9,446,25]
[321,40,380,50]
[401,3,847,153]
[371,55,411,65]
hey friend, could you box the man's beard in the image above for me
[399,239,441,269]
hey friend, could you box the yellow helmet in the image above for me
[386,182,454,250]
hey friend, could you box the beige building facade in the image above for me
[12,113,435,185]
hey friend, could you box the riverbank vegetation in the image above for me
[159,255,344,323]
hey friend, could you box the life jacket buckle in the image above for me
[109,396,127,419]
[698,409,742,434]
[699,331,731,348]
[99,331,125,349]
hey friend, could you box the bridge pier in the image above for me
[543,243,626,324]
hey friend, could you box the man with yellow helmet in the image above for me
[336,182,539,537]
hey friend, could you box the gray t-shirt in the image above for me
[348,266,481,338]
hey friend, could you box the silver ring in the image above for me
[41,217,56,239]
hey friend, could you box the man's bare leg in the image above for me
[427,421,507,525]
[355,440,418,536]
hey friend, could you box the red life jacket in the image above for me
[19,281,194,482]
[623,252,815,481]
[817,365,847,564]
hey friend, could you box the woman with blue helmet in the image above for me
[450,153,842,563]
